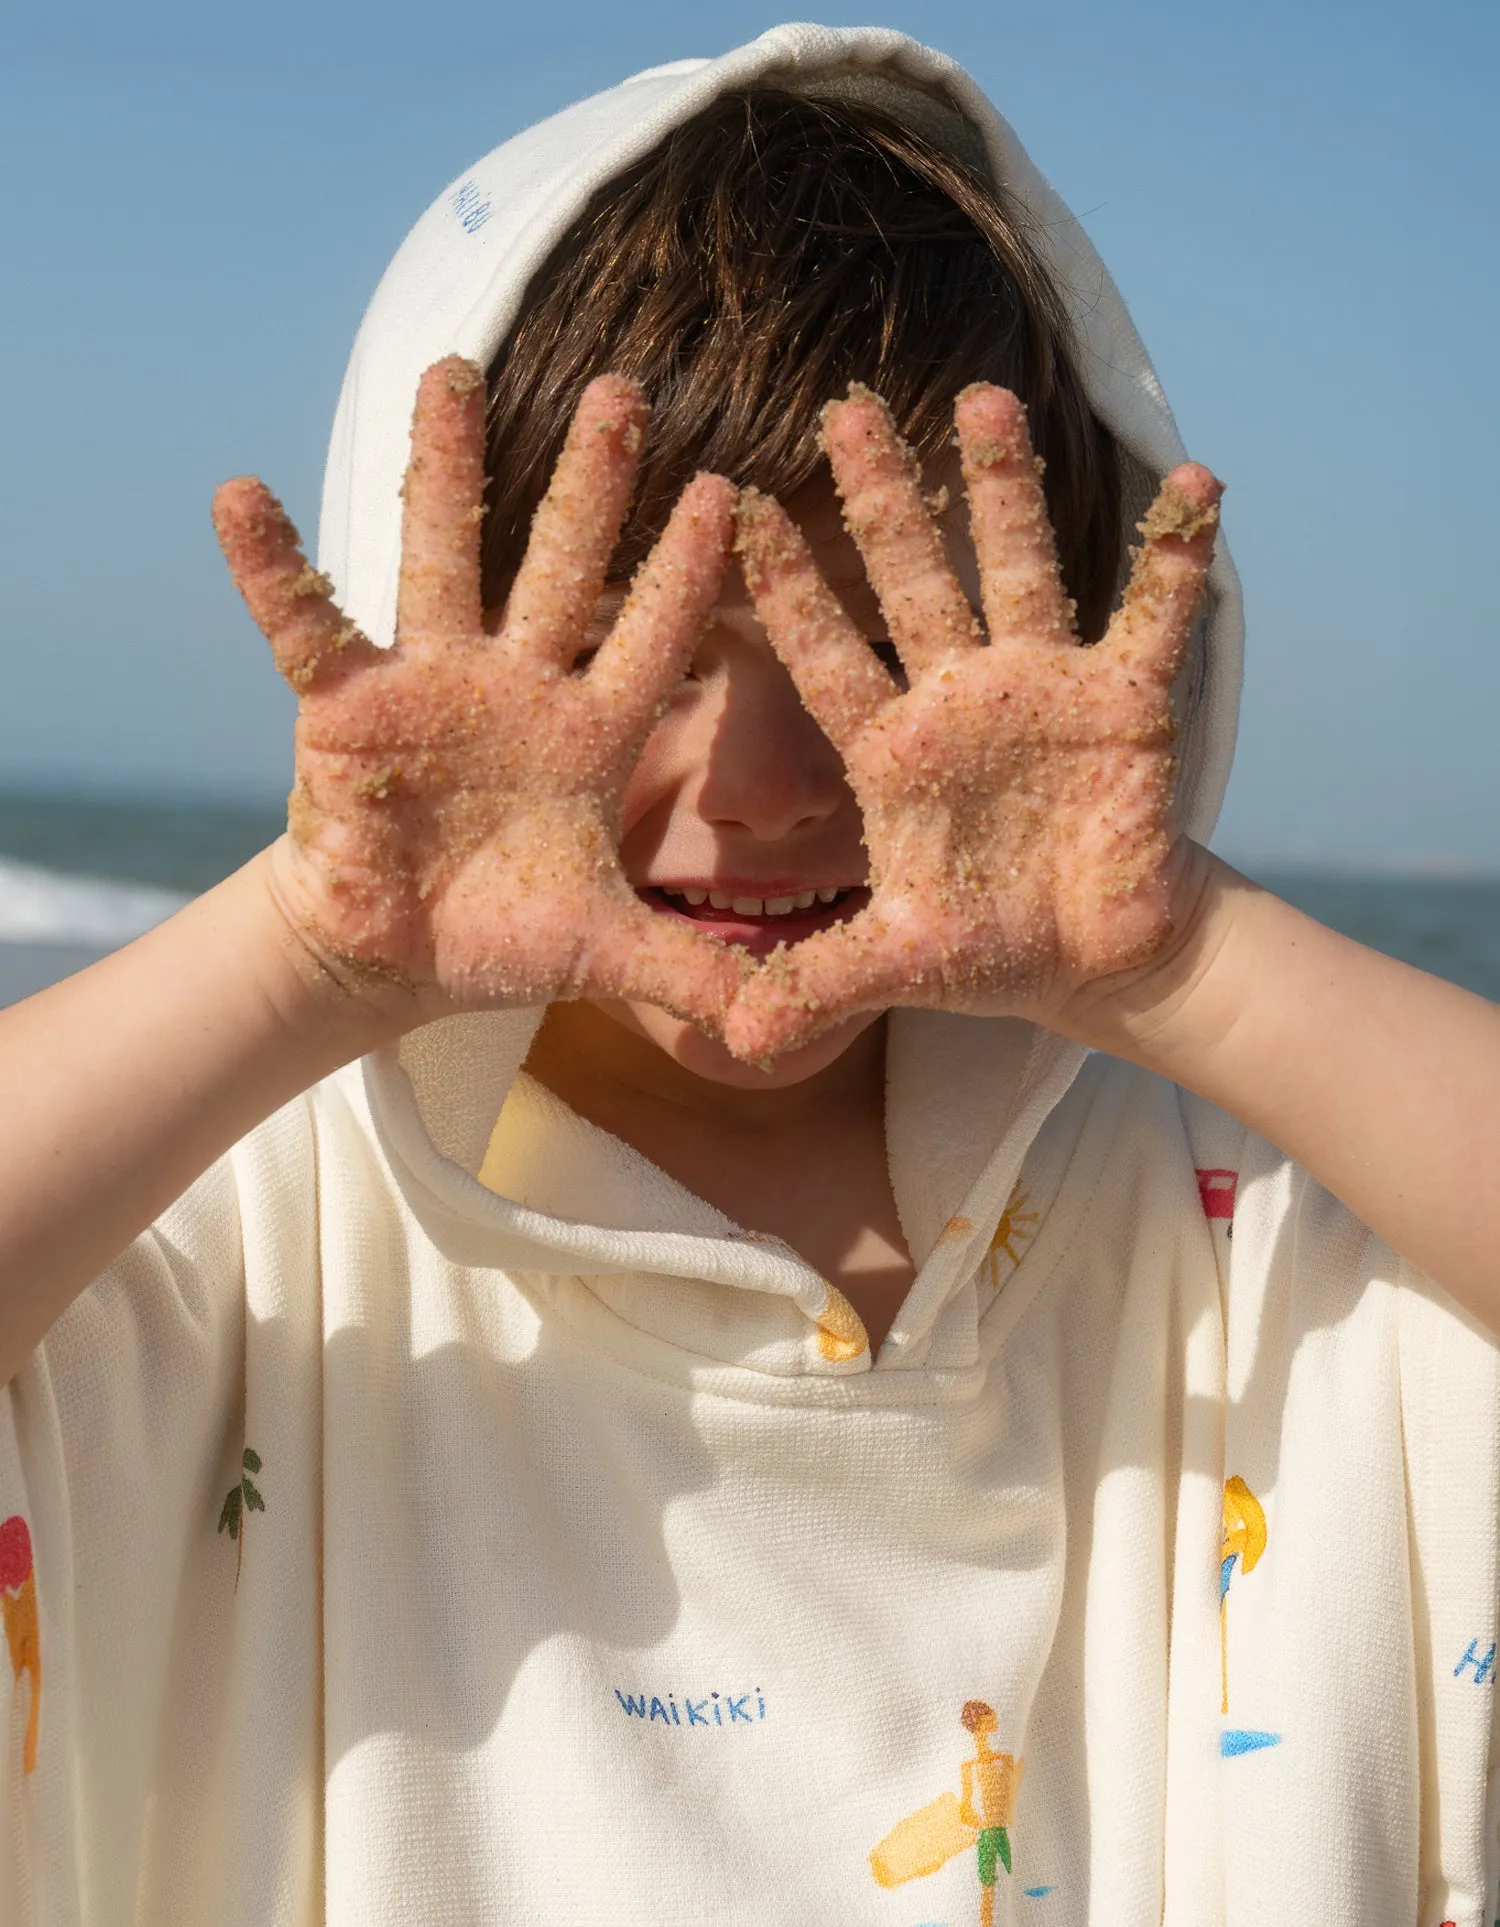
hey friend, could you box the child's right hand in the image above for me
[213,360,743,1034]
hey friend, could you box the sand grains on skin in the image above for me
[219,357,1218,1062]
[720,382,1222,1062]
[215,360,742,1029]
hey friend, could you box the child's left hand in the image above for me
[723,384,1222,1062]
[725,387,1500,1354]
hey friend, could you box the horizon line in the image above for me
[0,782,1495,887]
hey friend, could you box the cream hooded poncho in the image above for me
[3,25,1497,1927]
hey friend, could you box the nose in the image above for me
[696,638,851,843]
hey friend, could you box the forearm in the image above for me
[0,849,406,1383]
[1073,853,1500,1335]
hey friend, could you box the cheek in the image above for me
[618,757,656,836]
[618,698,699,834]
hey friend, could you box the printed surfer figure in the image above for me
[870,1699,1023,1926]
[1220,1474,1267,1714]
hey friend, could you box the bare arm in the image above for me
[1069,858,1500,1336]
[0,359,738,1384]
[0,857,397,1386]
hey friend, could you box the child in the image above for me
[2,24,1497,1925]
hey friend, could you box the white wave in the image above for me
[0,857,188,944]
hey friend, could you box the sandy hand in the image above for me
[724,383,1221,1061]
[213,360,742,1030]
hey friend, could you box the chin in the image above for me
[604,999,885,1089]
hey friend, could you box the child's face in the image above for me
[589,466,977,1090]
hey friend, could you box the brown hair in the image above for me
[482,88,1122,640]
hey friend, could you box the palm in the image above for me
[725,383,1220,1060]
[848,640,1181,983]
[214,360,742,1028]
[284,640,636,995]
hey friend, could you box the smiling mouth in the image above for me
[640,884,869,951]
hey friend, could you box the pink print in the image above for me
[0,1516,31,1593]
[0,1515,39,1773]
[1196,1169,1238,1221]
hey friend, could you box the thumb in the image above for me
[583,889,749,1036]
[722,914,925,1063]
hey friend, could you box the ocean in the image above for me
[0,789,1497,1007]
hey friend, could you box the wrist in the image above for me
[226,845,420,1067]
[1053,845,1257,1072]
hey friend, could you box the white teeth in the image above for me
[679,887,845,917]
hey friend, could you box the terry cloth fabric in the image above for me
[2,24,1497,1926]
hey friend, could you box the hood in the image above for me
[319,23,1244,1374]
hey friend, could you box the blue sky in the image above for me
[4,0,1497,870]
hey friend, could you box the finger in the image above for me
[822,385,980,680]
[584,887,748,1034]
[955,383,1075,649]
[1107,463,1223,682]
[394,356,487,641]
[585,473,736,756]
[212,478,381,691]
[722,912,933,1063]
[734,487,900,752]
[501,374,650,666]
